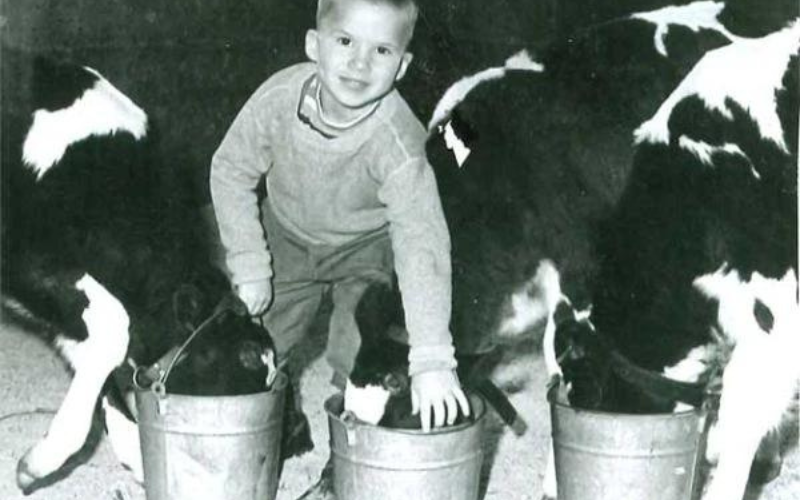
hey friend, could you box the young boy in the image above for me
[210,0,468,433]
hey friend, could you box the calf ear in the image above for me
[214,291,248,317]
[172,284,204,329]
[382,372,409,396]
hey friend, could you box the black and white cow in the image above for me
[0,52,298,492]
[555,20,798,500]
[345,1,797,499]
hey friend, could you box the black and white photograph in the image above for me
[1,1,798,499]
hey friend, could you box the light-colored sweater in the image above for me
[210,62,456,375]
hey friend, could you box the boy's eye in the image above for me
[336,36,351,46]
[376,46,392,56]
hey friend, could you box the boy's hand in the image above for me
[411,369,470,432]
[236,279,273,316]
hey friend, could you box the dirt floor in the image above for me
[1,315,798,500]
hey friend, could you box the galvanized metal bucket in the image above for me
[135,371,287,500]
[548,383,707,500]
[325,393,486,500]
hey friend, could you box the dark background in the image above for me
[4,0,786,204]
[0,0,563,205]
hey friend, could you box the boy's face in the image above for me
[306,0,414,123]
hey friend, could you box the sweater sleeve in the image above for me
[210,91,274,285]
[378,157,458,376]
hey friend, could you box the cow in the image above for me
[340,1,796,499]
[343,276,523,431]
[555,20,798,500]
[0,52,309,493]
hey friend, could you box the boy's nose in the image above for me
[348,48,371,72]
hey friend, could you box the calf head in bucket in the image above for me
[162,281,277,396]
[552,301,612,410]
[346,280,472,429]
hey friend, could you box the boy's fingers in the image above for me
[420,402,431,432]
[433,399,445,428]
[455,389,471,417]
[445,394,458,425]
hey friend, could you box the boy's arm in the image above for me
[379,156,469,429]
[210,97,274,290]
[380,156,455,373]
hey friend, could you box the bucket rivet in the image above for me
[157,397,168,416]
[346,427,358,446]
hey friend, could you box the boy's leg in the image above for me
[260,280,325,363]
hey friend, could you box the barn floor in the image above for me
[1,316,798,500]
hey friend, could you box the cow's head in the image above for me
[159,282,278,396]
[344,280,412,426]
[345,280,476,429]
[553,302,612,410]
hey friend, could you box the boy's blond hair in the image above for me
[316,0,419,46]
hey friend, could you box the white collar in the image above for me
[315,81,380,130]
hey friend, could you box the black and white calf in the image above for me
[1,53,284,492]
[428,0,738,379]
[344,277,522,432]
[556,21,798,500]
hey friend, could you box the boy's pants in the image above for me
[258,203,394,384]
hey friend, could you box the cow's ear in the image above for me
[173,284,204,329]
[215,291,248,317]
[382,372,408,395]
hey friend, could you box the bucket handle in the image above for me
[132,295,239,397]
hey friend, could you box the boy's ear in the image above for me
[305,29,320,62]
[394,52,413,82]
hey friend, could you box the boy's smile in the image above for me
[306,0,414,125]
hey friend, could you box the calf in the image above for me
[427,0,736,382]
[1,52,285,492]
[345,278,522,432]
[557,20,798,500]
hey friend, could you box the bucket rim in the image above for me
[547,381,706,419]
[134,369,287,402]
[325,392,486,435]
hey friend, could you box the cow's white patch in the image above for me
[442,121,471,167]
[663,345,713,384]
[344,380,392,425]
[429,67,506,132]
[20,274,130,486]
[677,136,756,176]
[497,260,560,338]
[635,22,799,151]
[102,397,143,483]
[694,267,799,500]
[22,68,147,180]
[496,260,564,378]
[631,1,737,57]
[503,49,544,72]
[428,51,543,131]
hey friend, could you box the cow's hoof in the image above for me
[282,410,314,460]
[296,459,334,500]
[16,456,39,494]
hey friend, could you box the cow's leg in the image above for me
[700,269,799,500]
[542,442,557,500]
[701,341,794,500]
[102,396,143,483]
[17,274,129,491]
